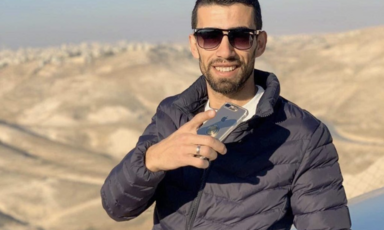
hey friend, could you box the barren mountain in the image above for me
[0,26,383,230]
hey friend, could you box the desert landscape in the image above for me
[0,26,383,230]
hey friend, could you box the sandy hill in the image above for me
[0,26,383,230]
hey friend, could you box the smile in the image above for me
[214,66,237,72]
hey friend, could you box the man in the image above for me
[101,0,352,229]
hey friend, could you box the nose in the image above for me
[215,34,236,59]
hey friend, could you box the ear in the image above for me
[189,34,200,59]
[255,31,268,58]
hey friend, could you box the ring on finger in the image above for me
[195,145,209,161]
[196,145,201,155]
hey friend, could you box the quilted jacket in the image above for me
[101,69,352,230]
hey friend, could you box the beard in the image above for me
[200,57,255,95]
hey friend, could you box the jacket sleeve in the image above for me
[100,112,166,221]
[291,122,352,230]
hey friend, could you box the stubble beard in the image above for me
[200,58,255,95]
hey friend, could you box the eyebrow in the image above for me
[227,26,254,30]
[199,26,255,30]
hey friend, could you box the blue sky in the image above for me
[0,0,383,49]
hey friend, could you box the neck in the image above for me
[207,73,257,109]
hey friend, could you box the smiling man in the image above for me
[101,1,352,229]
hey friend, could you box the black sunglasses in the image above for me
[194,28,262,50]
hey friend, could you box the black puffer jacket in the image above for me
[101,70,351,230]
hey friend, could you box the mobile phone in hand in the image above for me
[197,102,248,142]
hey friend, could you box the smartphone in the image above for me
[197,102,248,142]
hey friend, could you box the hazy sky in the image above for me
[0,0,383,49]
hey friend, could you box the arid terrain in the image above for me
[0,26,383,230]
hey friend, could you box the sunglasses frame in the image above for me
[193,28,263,50]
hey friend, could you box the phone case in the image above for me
[197,102,248,142]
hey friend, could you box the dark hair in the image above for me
[191,0,263,30]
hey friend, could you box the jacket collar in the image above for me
[173,69,281,117]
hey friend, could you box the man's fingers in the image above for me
[182,110,216,131]
[185,145,218,161]
[188,135,227,155]
[187,156,210,169]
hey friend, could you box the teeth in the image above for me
[215,66,236,72]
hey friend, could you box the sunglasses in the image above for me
[194,28,262,50]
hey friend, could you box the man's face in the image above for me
[190,4,265,95]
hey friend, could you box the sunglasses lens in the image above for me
[195,30,223,49]
[230,31,253,50]
[195,29,255,50]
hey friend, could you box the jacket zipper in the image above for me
[185,168,209,230]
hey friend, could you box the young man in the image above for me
[101,1,352,229]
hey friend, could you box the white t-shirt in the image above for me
[204,85,265,122]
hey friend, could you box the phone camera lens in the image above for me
[225,103,230,107]
[230,105,238,111]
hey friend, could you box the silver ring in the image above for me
[196,145,201,155]
[195,145,208,161]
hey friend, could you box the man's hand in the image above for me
[145,110,227,172]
